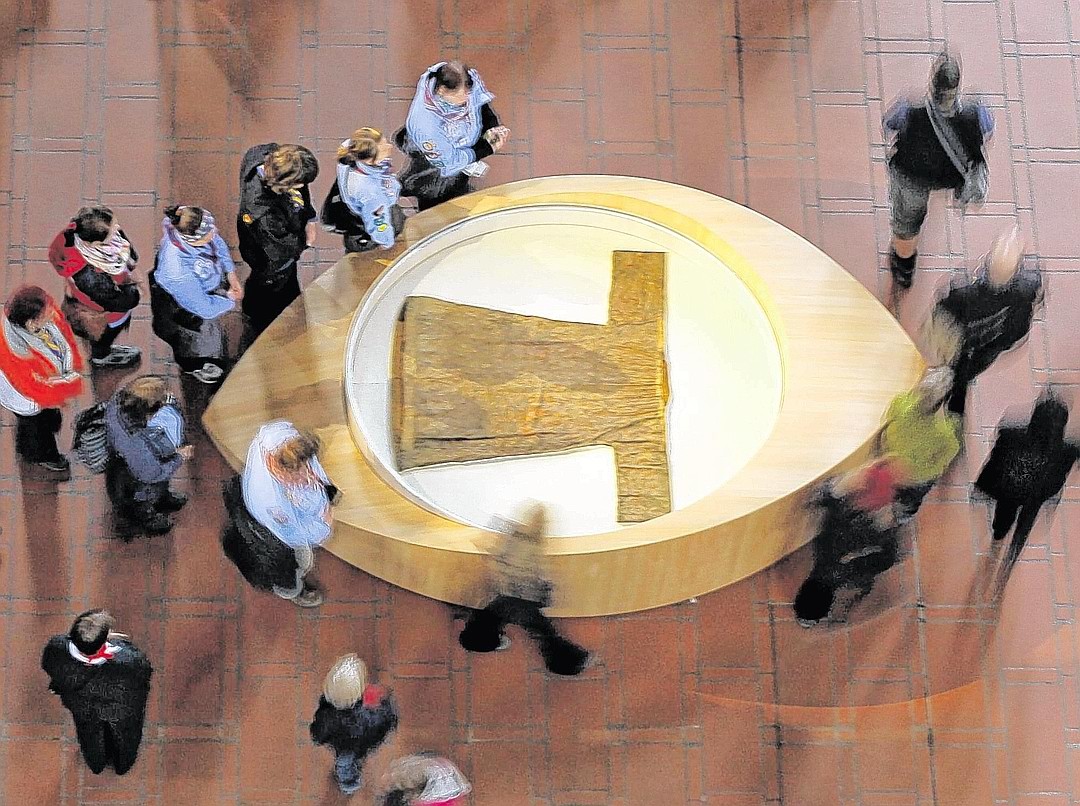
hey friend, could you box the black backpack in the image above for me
[72,402,109,473]
[320,179,367,238]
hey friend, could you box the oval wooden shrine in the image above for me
[202,176,923,616]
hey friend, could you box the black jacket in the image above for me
[236,143,317,281]
[41,636,153,725]
[809,487,900,587]
[890,103,986,189]
[976,403,1080,503]
[220,475,301,591]
[309,689,399,756]
[937,267,1042,368]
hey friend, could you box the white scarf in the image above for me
[74,231,132,275]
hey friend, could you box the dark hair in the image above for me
[793,577,835,623]
[931,53,961,93]
[1029,395,1070,443]
[69,609,114,655]
[263,144,319,193]
[116,375,169,427]
[431,60,474,93]
[275,430,322,471]
[163,205,205,236]
[73,206,115,242]
[5,285,49,327]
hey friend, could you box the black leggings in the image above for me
[459,595,589,676]
[14,408,62,461]
[991,497,1044,571]
[90,318,130,359]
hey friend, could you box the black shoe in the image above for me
[889,249,916,290]
[157,491,189,512]
[35,455,70,473]
[142,513,173,535]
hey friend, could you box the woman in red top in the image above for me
[0,286,84,473]
[48,206,141,368]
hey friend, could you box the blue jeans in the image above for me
[334,750,362,795]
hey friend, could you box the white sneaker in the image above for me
[188,363,223,384]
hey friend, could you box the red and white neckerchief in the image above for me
[68,641,119,666]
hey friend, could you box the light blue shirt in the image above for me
[156,221,236,320]
[336,160,402,249]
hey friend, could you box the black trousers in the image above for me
[399,154,473,212]
[459,595,589,676]
[242,267,301,340]
[90,318,130,360]
[991,497,1044,569]
[896,481,935,517]
[73,714,144,775]
[14,408,62,461]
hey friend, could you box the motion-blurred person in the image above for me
[459,501,591,676]
[395,60,509,211]
[221,421,340,607]
[104,375,190,536]
[923,227,1042,415]
[794,457,905,627]
[380,753,471,806]
[884,52,993,290]
[0,286,83,474]
[41,609,153,776]
[150,205,242,384]
[48,206,141,368]
[878,366,962,519]
[237,143,319,339]
[310,653,399,796]
[975,393,1079,586]
[325,127,404,253]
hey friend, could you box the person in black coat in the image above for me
[41,610,153,776]
[310,653,399,796]
[976,394,1079,587]
[236,143,319,340]
[924,227,1042,415]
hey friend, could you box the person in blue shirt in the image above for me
[150,205,242,384]
[335,128,404,253]
[394,60,510,211]
[883,52,994,291]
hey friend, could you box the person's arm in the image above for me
[480,103,500,133]
[882,98,910,137]
[976,104,995,140]
[70,266,140,312]
[412,120,483,178]
[250,209,305,267]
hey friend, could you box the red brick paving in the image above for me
[0,0,1078,803]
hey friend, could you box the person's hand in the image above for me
[178,445,194,460]
[107,631,130,641]
[305,221,319,247]
[226,287,242,303]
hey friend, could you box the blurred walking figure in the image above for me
[884,51,993,290]
[310,653,399,796]
[237,143,319,340]
[395,60,510,211]
[41,610,153,776]
[975,393,1079,590]
[794,457,905,626]
[324,127,404,253]
[48,206,142,368]
[221,421,340,607]
[380,753,471,806]
[458,501,591,675]
[150,205,242,384]
[923,227,1042,415]
[0,286,84,474]
[878,366,962,520]
[104,376,190,537]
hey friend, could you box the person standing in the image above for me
[380,753,471,806]
[395,60,510,211]
[884,52,993,290]
[975,394,1079,586]
[458,501,591,676]
[332,127,404,253]
[310,653,399,796]
[221,421,339,607]
[236,143,319,339]
[150,205,242,384]
[104,375,190,536]
[48,206,142,368]
[878,366,962,519]
[923,226,1042,415]
[0,286,84,474]
[41,610,153,776]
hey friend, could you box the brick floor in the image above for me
[0,0,1078,803]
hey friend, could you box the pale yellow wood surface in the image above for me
[202,176,923,616]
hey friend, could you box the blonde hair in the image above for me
[323,653,368,709]
[117,375,170,426]
[987,226,1024,286]
[263,144,319,194]
[338,127,383,164]
[916,366,953,408]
